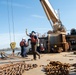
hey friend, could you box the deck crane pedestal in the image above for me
[40,0,69,53]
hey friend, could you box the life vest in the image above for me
[31,36,37,43]
[20,41,28,47]
[20,41,24,46]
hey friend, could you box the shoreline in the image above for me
[0,47,20,51]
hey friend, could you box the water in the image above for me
[0,44,31,55]
[1,48,31,55]
[5,49,21,54]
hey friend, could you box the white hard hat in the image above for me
[22,37,26,40]
[41,44,43,46]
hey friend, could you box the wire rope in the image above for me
[7,0,11,43]
[11,0,15,42]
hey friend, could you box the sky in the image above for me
[0,0,76,49]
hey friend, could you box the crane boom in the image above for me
[40,0,66,33]
[40,0,59,23]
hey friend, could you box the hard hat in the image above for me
[54,45,57,47]
[41,44,43,46]
[31,31,36,33]
[22,37,26,40]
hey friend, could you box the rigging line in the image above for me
[7,0,11,43]
[11,0,15,42]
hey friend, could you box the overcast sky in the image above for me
[0,0,76,49]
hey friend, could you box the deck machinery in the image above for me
[40,0,69,52]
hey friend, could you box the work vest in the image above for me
[20,41,28,47]
[20,41,25,46]
[31,36,37,44]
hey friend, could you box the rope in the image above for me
[11,0,15,42]
[7,0,11,43]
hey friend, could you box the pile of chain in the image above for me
[0,61,38,75]
[44,61,70,75]
[71,63,76,72]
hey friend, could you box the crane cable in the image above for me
[11,0,15,42]
[7,0,11,43]
[7,0,16,55]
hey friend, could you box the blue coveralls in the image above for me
[23,46,27,57]
[20,41,27,57]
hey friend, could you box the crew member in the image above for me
[20,37,28,57]
[26,29,40,60]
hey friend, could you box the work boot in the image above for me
[34,58,36,60]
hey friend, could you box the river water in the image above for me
[5,49,21,54]
[0,47,31,55]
